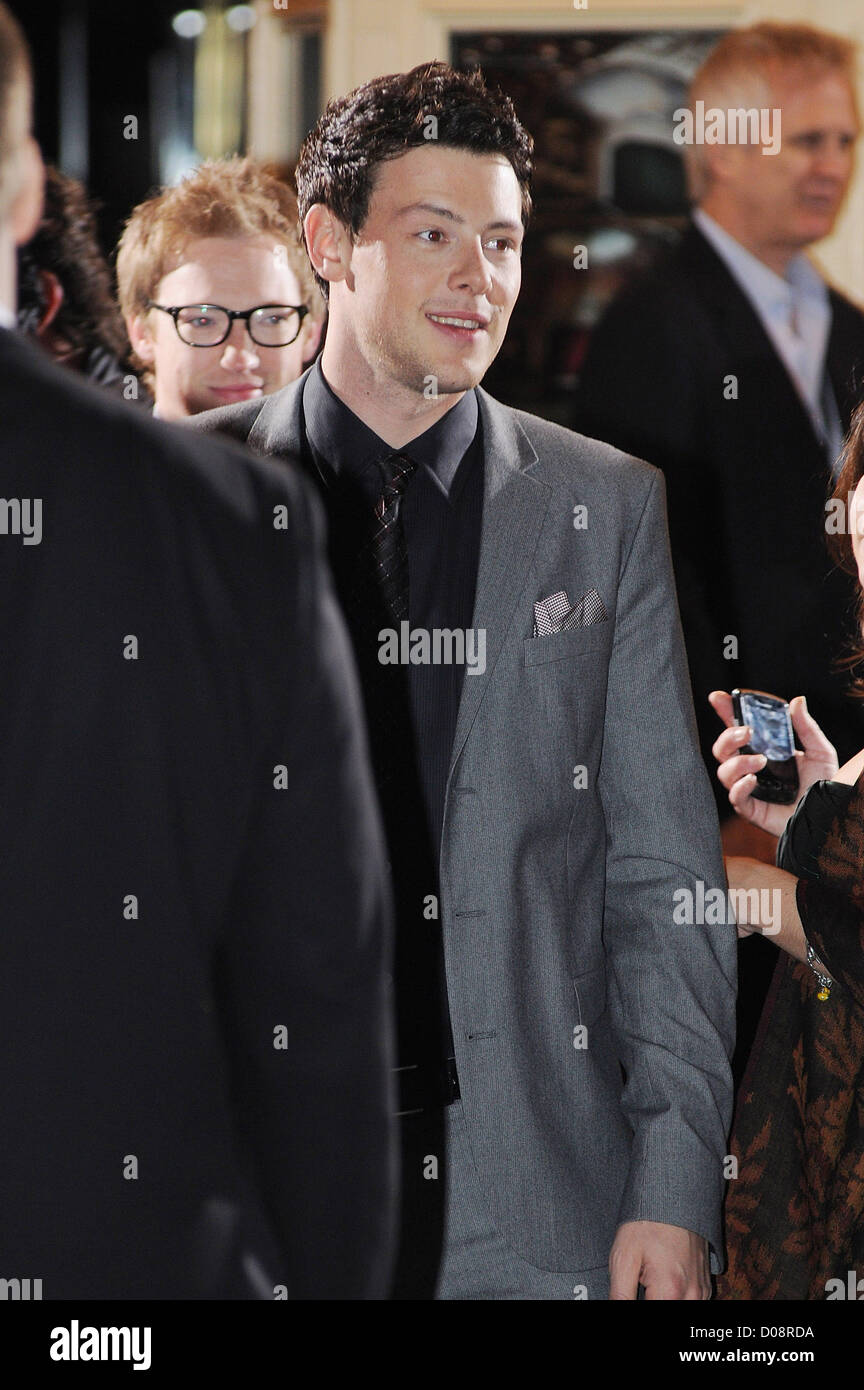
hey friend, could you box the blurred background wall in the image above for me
[10,0,864,410]
[314,0,864,312]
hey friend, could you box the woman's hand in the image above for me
[724,856,807,960]
[708,690,838,838]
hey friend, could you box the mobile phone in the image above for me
[731,688,799,804]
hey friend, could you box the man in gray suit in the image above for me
[191,61,736,1300]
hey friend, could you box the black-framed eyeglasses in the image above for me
[146,301,309,348]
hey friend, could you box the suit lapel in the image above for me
[448,391,550,776]
[680,225,828,459]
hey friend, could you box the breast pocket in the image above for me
[523,623,609,667]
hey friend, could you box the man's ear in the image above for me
[127,311,156,364]
[9,136,44,247]
[304,204,353,289]
[37,270,64,336]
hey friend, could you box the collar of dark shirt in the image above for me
[303,358,479,501]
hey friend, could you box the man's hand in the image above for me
[708,690,837,838]
[609,1221,711,1300]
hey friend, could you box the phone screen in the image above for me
[737,691,795,761]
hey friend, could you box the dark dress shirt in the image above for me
[302,363,484,1076]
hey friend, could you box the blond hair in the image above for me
[0,3,32,220]
[116,157,324,382]
[686,23,858,200]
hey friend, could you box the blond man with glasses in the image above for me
[117,156,324,420]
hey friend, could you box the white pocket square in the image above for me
[532,588,608,637]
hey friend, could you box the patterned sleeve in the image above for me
[796,770,864,1010]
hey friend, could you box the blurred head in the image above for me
[17,166,128,371]
[0,3,42,306]
[687,23,859,266]
[117,157,324,419]
[828,415,864,697]
[295,61,533,399]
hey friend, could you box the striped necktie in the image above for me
[370,452,418,622]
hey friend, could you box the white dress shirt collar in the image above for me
[693,208,836,457]
[693,208,826,313]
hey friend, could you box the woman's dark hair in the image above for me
[295,61,534,299]
[16,165,128,362]
[828,404,864,698]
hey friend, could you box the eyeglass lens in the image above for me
[175,306,302,347]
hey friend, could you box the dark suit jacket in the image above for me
[0,328,395,1299]
[574,221,864,777]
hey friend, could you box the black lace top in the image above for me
[776,778,857,882]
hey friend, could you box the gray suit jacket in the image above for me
[190,370,736,1273]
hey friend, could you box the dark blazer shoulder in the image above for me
[575,225,723,376]
[828,284,864,328]
[189,368,312,452]
[187,395,268,442]
[0,327,319,542]
[827,286,864,388]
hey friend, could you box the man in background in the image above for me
[17,165,137,397]
[117,156,324,420]
[575,22,864,1079]
[577,22,864,796]
[0,4,394,1299]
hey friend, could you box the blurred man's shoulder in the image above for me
[189,372,307,449]
[0,326,313,527]
[828,283,864,338]
[188,396,268,442]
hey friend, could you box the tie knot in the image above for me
[377,451,417,498]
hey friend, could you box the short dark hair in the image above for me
[295,61,534,299]
[0,1,31,218]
